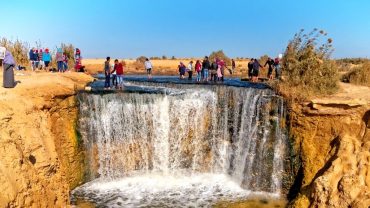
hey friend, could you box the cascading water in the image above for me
[72,81,287,207]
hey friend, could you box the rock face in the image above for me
[289,94,370,208]
[0,73,93,207]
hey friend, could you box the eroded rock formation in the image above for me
[0,73,93,207]
[290,95,370,208]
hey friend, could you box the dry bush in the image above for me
[61,43,75,69]
[132,56,147,70]
[275,29,339,101]
[343,61,370,87]
[209,50,231,65]
[0,37,29,66]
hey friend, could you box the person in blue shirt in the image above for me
[42,48,52,71]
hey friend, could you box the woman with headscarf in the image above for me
[2,49,16,88]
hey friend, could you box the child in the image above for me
[217,65,223,81]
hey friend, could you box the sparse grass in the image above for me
[274,29,339,101]
[343,61,370,87]
[336,58,369,65]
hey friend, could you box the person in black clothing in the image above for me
[210,58,218,82]
[264,57,275,80]
[202,56,210,82]
[247,58,254,80]
[252,59,263,82]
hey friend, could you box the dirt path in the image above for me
[311,82,370,107]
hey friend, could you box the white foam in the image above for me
[72,173,279,208]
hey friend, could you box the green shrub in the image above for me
[276,29,339,100]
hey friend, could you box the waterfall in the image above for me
[73,82,287,207]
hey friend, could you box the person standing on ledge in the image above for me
[1,48,16,88]
[104,57,111,89]
[144,58,153,80]
[264,57,275,80]
[187,61,193,80]
[202,56,210,82]
[195,60,202,83]
[116,60,124,90]
[252,58,263,82]
[247,58,254,80]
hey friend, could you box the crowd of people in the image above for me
[102,55,282,90]
[247,57,281,82]
[144,56,281,83]
[1,45,282,89]
[28,48,85,73]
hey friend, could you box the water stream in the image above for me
[71,81,287,207]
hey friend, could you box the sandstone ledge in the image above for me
[0,72,93,207]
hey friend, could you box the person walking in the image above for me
[264,57,275,80]
[42,48,52,71]
[252,58,263,82]
[202,56,210,82]
[247,58,254,80]
[144,58,153,79]
[56,48,64,72]
[187,61,193,80]
[2,49,16,88]
[274,57,281,80]
[29,48,36,71]
[116,60,124,89]
[195,60,202,82]
[104,57,111,89]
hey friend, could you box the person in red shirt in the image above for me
[195,60,202,82]
[115,59,124,89]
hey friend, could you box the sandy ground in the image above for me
[0,71,93,104]
[311,82,370,105]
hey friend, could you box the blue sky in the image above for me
[1,0,370,58]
